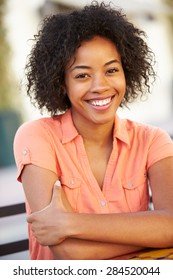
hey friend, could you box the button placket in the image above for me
[100,201,107,207]
[128,183,134,188]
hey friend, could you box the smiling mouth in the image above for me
[87,97,113,107]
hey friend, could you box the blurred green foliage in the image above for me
[0,0,18,110]
[164,0,173,27]
[0,0,22,166]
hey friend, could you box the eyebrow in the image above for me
[70,59,120,71]
[105,59,120,66]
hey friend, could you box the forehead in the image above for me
[78,36,119,55]
[67,36,121,67]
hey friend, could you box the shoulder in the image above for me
[124,118,170,140]
[118,116,173,148]
[125,118,156,133]
[15,115,62,139]
[13,116,64,154]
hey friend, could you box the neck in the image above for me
[72,114,114,146]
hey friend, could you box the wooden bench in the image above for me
[0,167,29,260]
[0,202,29,258]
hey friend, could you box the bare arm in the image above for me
[22,164,142,259]
[28,157,173,249]
[52,239,142,260]
[67,157,173,247]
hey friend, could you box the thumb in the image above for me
[51,180,62,205]
[27,213,33,224]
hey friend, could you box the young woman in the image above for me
[14,2,173,260]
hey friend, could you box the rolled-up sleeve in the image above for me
[13,120,58,181]
[147,128,173,169]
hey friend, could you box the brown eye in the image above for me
[107,68,119,74]
[75,73,89,79]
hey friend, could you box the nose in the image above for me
[90,74,109,94]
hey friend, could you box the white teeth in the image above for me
[89,97,111,106]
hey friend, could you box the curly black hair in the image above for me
[25,1,156,115]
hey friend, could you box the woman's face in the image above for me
[64,36,126,128]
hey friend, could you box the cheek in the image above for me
[64,80,74,100]
[121,82,126,94]
[66,83,85,101]
[65,88,79,104]
[112,79,126,94]
[117,77,126,92]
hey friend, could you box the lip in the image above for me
[85,95,115,111]
[86,95,114,102]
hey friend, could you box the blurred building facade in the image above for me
[5,0,173,131]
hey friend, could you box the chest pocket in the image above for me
[122,172,149,212]
[60,175,81,212]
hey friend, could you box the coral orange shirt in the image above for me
[14,109,173,259]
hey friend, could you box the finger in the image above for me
[54,179,61,188]
[51,180,62,205]
[27,214,33,224]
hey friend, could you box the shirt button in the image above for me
[70,180,75,185]
[128,183,134,187]
[100,201,107,207]
[22,149,27,155]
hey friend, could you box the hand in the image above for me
[27,180,71,246]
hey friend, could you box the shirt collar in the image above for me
[61,110,130,146]
[61,109,79,144]
[113,114,130,146]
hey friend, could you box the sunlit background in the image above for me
[0,0,173,259]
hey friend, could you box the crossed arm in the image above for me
[22,157,173,259]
